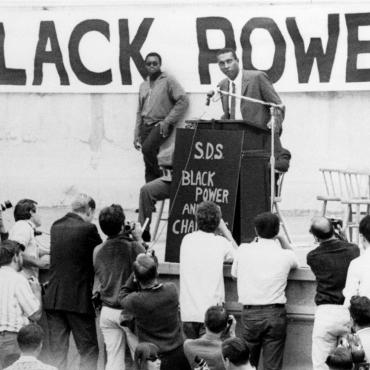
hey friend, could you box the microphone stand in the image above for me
[216,87,280,212]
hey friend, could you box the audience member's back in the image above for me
[180,201,236,338]
[184,306,233,370]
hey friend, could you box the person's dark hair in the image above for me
[253,212,280,239]
[0,240,24,267]
[310,218,335,240]
[17,323,44,353]
[204,305,228,334]
[216,48,238,60]
[71,193,96,213]
[196,201,221,233]
[99,204,125,237]
[326,346,353,369]
[134,342,160,370]
[222,337,250,366]
[14,199,37,221]
[350,296,370,327]
[133,254,157,285]
[359,215,370,243]
[145,52,162,65]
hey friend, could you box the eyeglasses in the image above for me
[146,61,159,67]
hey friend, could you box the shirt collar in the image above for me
[0,265,16,273]
[254,238,278,246]
[26,220,36,229]
[357,327,370,334]
[17,355,38,362]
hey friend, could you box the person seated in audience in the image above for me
[221,338,255,370]
[180,201,237,339]
[134,342,161,370]
[350,296,370,362]
[184,305,236,370]
[325,346,354,370]
[93,204,146,370]
[119,252,190,370]
[4,323,56,370]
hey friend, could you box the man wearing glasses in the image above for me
[133,52,189,183]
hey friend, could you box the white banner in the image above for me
[1,4,370,92]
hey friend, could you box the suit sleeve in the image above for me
[258,72,285,131]
[88,224,102,250]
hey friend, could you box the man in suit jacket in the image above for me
[43,194,102,370]
[216,48,285,134]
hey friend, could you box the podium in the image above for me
[165,119,272,262]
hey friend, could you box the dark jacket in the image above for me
[94,234,145,309]
[307,238,360,305]
[218,69,285,132]
[43,212,102,315]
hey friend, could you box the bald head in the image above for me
[310,217,334,241]
[133,254,158,285]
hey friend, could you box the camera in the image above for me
[1,200,12,212]
[123,221,135,234]
[330,218,343,230]
[329,218,347,241]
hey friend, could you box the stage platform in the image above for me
[31,206,318,266]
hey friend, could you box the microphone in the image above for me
[205,90,215,106]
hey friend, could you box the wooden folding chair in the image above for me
[341,170,370,244]
[316,168,344,216]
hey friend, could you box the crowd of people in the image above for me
[1,195,370,370]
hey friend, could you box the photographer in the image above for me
[119,253,190,370]
[307,216,360,370]
[184,305,236,370]
[9,199,49,279]
[93,204,146,370]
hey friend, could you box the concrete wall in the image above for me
[158,263,317,370]
[0,90,369,211]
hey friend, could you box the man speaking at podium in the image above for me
[216,48,285,133]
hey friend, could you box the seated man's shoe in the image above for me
[142,229,151,242]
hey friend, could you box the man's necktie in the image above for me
[230,81,236,119]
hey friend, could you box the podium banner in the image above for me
[165,128,243,262]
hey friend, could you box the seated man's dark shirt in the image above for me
[119,277,184,353]
[307,239,359,305]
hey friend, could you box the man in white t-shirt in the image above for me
[231,212,298,370]
[343,215,370,306]
[180,201,237,339]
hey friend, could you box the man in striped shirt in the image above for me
[0,240,41,369]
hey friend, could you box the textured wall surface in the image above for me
[0,90,368,210]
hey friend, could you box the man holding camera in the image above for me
[9,199,49,279]
[93,204,146,370]
[307,216,360,370]
[119,253,190,370]
[184,305,236,370]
